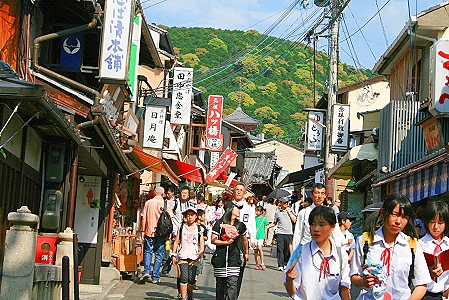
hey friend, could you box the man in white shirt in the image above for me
[232,182,256,297]
[292,183,327,249]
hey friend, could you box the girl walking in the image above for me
[420,201,449,299]
[285,205,351,299]
[350,193,431,300]
[254,205,269,270]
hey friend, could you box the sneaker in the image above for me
[277,266,284,271]
[151,278,161,284]
[261,264,266,270]
[140,274,150,283]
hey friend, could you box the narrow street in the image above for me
[104,247,288,299]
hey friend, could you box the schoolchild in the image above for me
[350,193,432,300]
[284,205,351,300]
[194,209,208,289]
[254,205,269,270]
[419,201,449,299]
[171,207,205,300]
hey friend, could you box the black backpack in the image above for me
[155,200,173,237]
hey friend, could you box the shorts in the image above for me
[178,259,198,285]
[255,239,265,247]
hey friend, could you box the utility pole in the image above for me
[324,0,341,197]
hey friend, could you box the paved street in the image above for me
[104,247,288,299]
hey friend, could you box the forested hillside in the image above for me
[161,26,373,146]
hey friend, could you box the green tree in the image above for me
[228,91,255,106]
[259,82,277,95]
[181,53,200,67]
[207,37,228,52]
[262,124,284,138]
[254,106,280,124]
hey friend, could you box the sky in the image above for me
[142,0,446,71]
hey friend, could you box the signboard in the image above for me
[429,39,449,115]
[206,148,237,182]
[170,67,193,125]
[128,14,142,104]
[206,95,224,138]
[315,168,325,184]
[205,134,224,152]
[143,105,166,150]
[420,116,443,153]
[99,0,133,82]
[210,151,220,169]
[306,111,324,151]
[74,176,101,244]
[60,31,83,69]
[331,104,350,152]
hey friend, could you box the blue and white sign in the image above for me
[60,31,83,69]
[99,0,133,82]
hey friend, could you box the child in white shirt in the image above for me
[419,201,449,299]
[350,193,431,300]
[285,206,351,300]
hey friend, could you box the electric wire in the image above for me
[374,0,389,47]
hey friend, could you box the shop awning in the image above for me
[328,143,378,179]
[275,164,323,188]
[165,159,205,184]
[127,147,180,185]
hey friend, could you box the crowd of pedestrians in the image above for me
[139,183,449,299]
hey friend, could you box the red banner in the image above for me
[206,95,223,139]
[206,148,237,182]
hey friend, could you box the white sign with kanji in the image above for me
[331,104,349,152]
[306,111,324,151]
[143,105,166,150]
[170,67,193,125]
[99,0,133,82]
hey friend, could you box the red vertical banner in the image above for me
[206,95,223,139]
[206,148,237,182]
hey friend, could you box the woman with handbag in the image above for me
[211,201,249,300]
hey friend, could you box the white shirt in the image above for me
[419,234,449,294]
[235,199,257,244]
[285,240,350,300]
[350,227,432,300]
[293,204,316,249]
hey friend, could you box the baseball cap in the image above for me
[338,211,356,221]
[223,201,243,210]
[279,197,289,203]
[182,207,197,215]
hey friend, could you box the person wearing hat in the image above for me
[338,211,356,262]
[266,196,296,271]
[171,207,204,300]
[211,200,248,300]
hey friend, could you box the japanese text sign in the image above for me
[429,39,449,114]
[206,95,223,138]
[331,104,349,152]
[306,111,324,151]
[206,148,237,182]
[100,0,133,82]
[143,105,166,150]
[170,67,193,125]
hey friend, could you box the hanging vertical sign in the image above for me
[60,31,83,69]
[170,67,193,125]
[429,39,449,115]
[206,149,237,182]
[315,168,325,184]
[210,152,220,169]
[306,111,324,151]
[128,14,142,104]
[99,0,133,82]
[331,104,350,152]
[143,105,166,150]
[206,95,223,138]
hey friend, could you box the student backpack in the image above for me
[361,232,417,288]
[155,200,173,237]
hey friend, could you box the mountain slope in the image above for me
[162,26,373,146]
